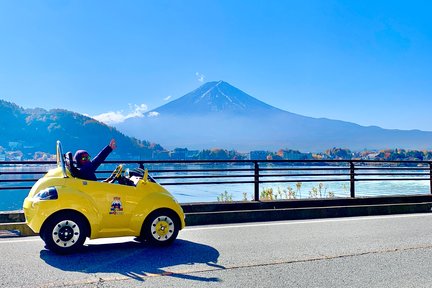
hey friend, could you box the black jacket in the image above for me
[75,145,113,181]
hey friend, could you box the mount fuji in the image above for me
[116,81,432,151]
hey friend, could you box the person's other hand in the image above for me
[109,139,117,150]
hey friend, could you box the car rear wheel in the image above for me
[141,209,180,246]
[41,212,88,254]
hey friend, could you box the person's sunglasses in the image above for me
[81,155,91,161]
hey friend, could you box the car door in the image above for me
[80,180,139,237]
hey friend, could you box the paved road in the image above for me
[1,213,432,287]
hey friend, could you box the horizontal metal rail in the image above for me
[150,168,253,173]
[154,174,254,180]
[355,167,429,170]
[355,177,430,181]
[162,180,256,186]
[1,159,431,202]
[355,173,430,176]
[259,179,352,183]
[259,173,350,177]
[260,167,350,171]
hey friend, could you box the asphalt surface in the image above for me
[1,213,432,287]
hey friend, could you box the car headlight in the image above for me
[34,187,58,200]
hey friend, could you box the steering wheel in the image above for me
[104,164,123,183]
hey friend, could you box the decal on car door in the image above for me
[109,197,123,215]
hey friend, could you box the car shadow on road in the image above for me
[39,239,224,283]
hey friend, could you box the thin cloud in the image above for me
[195,72,205,83]
[164,95,172,101]
[92,111,128,124]
[92,103,148,125]
[127,103,148,117]
[148,111,160,117]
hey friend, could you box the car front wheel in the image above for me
[41,212,88,254]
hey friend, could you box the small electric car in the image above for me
[23,141,185,254]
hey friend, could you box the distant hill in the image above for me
[116,81,432,151]
[0,100,164,159]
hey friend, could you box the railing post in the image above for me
[254,161,260,201]
[429,162,432,195]
[350,161,355,198]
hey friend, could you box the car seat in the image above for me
[65,151,79,178]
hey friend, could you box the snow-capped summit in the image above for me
[151,81,283,116]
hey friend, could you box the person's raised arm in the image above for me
[92,139,117,170]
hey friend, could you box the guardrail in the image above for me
[1,159,431,203]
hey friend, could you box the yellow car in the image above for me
[23,141,185,254]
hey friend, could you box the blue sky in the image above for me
[0,1,431,130]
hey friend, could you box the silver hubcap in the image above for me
[52,220,80,248]
[150,216,174,241]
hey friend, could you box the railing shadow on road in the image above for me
[39,239,223,283]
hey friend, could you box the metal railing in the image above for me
[1,159,431,202]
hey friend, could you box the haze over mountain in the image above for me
[116,81,432,152]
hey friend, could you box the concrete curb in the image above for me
[185,202,432,225]
[0,223,37,237]
[0,211,25,223]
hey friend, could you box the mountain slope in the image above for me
[116,81,432,151]
[0,100,164,159]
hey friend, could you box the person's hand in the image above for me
[109,139,117,150]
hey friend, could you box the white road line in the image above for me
[1,213,431,243]
[183,213,432,231]
[0,238,41,244]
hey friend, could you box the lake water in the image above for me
[0,163,430,211]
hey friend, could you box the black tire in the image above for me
[141,209,180,246]
[41,211,88,254]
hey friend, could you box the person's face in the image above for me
[80,153,91,165]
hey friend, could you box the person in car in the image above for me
[73,139,117,181]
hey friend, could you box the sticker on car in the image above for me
[109,197,123,215]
